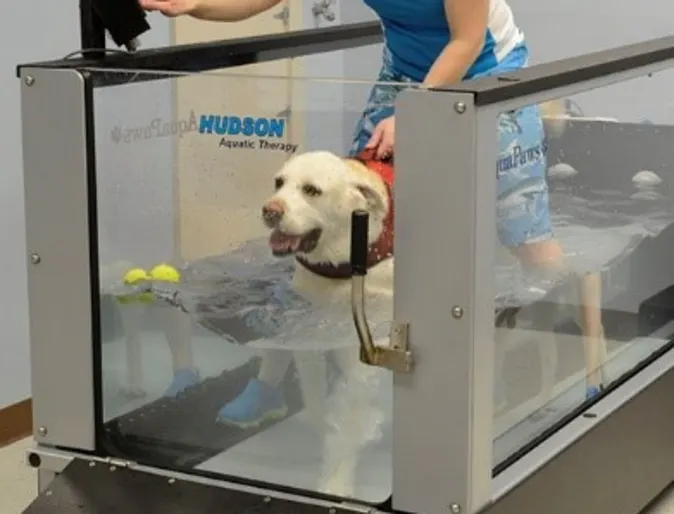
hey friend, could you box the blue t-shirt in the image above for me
[363,0,527,82]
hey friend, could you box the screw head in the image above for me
[30,253,41,265]
[25,75,35,86]
[450,504,461,513]
[454,102,466,114]
[452,306,464,319]
[37,426,47,437]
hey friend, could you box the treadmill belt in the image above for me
[103,357,306,469]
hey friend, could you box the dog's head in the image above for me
[261,151,390,264]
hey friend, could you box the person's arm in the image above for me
[139,0,284,21]
[422,0,489,87]
[190,0,283,22]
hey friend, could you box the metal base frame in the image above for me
[24,458,376,514]
[24,346,674,514]
[23,350,674,514]
[487,350,674,514]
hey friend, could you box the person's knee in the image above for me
[510,238,566,270]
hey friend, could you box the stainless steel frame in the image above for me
[20,67,97,451]
[487,346,674,514]
[390,43,674,514]
[393,90,495,514]
[17,36,674,514]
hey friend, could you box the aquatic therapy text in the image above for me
[199,114,298,154]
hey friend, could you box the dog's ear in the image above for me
[353,182,388,216]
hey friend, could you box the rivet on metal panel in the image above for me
[450,503,462,513]
[30,253,41,265]
[24,75,35,86]
[37,426,47,437]
[168,478,176,484]
[451,306,464,319]
[453,102,466,114]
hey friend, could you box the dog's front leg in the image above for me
[294,350,328,428]
[319,345,385,498]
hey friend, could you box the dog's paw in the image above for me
[319,475,355,498]
[119,386,147,399]
[319,460,357,498]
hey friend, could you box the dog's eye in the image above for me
[274,177,284,190]
[302,184,322,197]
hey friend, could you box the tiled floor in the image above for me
[0,438,36,514]
[0,436,672,514]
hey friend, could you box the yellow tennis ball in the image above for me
[118,267,151,304]
[149,263,181,283]
[137,292,154,304]
[123,267,150,285]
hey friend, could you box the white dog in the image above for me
[261,149,395,497]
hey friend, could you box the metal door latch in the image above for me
[350,210,413,373]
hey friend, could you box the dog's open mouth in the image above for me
[269,228,322,256]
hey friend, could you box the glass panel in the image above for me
[93,63,414,503]
[492,69,674,467]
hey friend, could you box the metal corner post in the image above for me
[393,88,495,514]
[20,67,98,450]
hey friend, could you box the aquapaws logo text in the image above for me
[199,114,298,154]
[111,111,198,144]
[497,139,549,176]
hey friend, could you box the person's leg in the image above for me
[118,302,147,398]
[160,308,201,397]
[348,47,407,157]
[496,104,607,399]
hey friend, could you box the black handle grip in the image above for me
[350,210,370,276]
[92,0,150,48]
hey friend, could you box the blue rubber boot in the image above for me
[216,379,288,429]
[164,368,201,398]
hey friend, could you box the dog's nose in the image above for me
[262,199,285,226]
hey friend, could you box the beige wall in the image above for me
[172,3,306,260]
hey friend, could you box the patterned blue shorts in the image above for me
[349,46,553,248]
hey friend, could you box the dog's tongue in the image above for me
[269,230,301,253]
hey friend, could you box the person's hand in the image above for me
[365,116,395,160]
[138,0,199,17]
